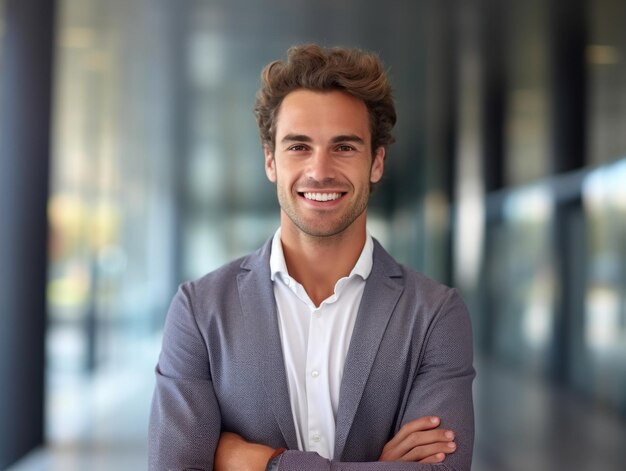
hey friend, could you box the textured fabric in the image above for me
[148,238,475,470]
[270,229,372,458]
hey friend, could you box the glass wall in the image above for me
[181,0,280,280]
[487,186,557,374]
[583,0,626,411]
[581,160,626,413]
[47,0,177,443]
[468,0,626,415]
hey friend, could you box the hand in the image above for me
[214,432,276,471]
[379,416,456,464]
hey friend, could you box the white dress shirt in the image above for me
[269,229,373,459]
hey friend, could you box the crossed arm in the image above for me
[215,415,457,471]
[149,283,475,471]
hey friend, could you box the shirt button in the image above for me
[311,370,319,378]
[311,433,321,442]
[314,311,321,319]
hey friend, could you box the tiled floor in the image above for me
[7,355,626,471]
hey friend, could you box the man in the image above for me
[149,44,475,470]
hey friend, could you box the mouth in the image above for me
[300,192,346,202]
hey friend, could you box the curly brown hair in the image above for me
[254,44,396,156]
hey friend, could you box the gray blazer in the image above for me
[149,239,475,470]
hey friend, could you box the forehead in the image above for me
[275,89,370,140]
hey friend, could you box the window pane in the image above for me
[488,185,557,374]
[582,158,626,412]
[587,0,626,164]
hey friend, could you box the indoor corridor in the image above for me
[2,1,626,470]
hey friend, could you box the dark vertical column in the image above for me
[424,0,458,285]
[442,3,459,288]
[560,198,588,389]
[548,0,587,174]
[0,0,56,468]
[547,0,587,382]
[481,0,506,194]
[477,0,507,356]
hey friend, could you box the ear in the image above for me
[264,144,277,183]
[370,147,385,184]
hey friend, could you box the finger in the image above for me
[404,441,456,462]
[380,426,434,460]
[418,452,446,464]
[390,428,455,459]
[381,428,454,461]
[386,416,440,448]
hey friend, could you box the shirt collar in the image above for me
[269,228,374,283]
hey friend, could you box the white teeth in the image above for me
[303,192,342,202]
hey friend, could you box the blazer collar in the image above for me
[333,240,404,458]
[237,239,299,449]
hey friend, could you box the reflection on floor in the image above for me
[473,357,626,471]
[7,353,626,471]
[5,333,159,471]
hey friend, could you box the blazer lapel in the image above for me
[237,241,299,450]
[334,241,404,459]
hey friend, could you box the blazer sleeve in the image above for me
[273,288,475,471]
[148,284,221,471]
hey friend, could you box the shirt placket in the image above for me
[305,302,329,457]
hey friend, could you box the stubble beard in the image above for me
[276,182,370,239]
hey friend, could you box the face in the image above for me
[265,89,385,239]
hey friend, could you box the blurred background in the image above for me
[1,0,625,470]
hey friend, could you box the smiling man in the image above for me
[149,45,475,471]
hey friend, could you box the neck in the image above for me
[280,216,367,307]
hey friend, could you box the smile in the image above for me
[301,192,344,202]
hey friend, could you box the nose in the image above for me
[307,149,336,181]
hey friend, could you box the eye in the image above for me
[287,144,309,152]
[336,144,356,152]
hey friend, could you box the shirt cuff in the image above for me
[265,447,287,471]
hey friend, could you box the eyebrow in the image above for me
[331,135,365,145]
[281,134,313,143]
[280,134,366,145]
